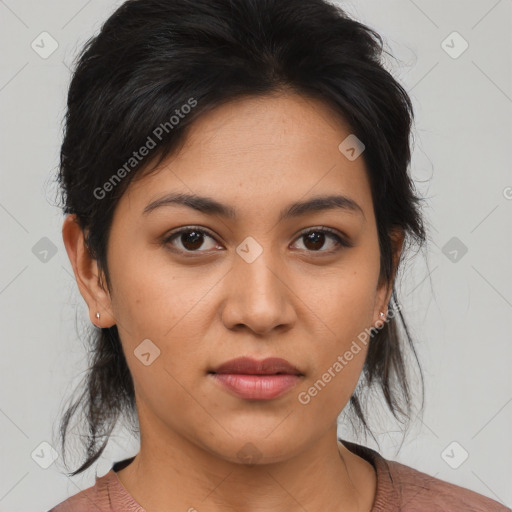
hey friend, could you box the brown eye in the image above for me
[163,227,219,253]
[303,231,326,251]
[162,225,352,256]
[292,227,352,254]
[178,230,205,251]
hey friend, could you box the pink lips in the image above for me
[209,357,303,400]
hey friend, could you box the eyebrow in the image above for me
[142,192,365,222]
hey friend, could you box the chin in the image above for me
[200,434,304,465]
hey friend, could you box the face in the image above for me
[67,93,401,464]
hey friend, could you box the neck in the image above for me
[116,417,375,512]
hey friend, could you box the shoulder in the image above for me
[47,466,144,512]
[340,439,511,512]
[385,457,511,512]
[47,471,115,512]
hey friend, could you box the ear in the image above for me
[62,214,116,328]
[373,227,405,327]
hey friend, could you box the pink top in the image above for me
[48,439,511,512]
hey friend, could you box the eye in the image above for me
[162,225,353,256]
[291,227,352,254]
[163,226,221,254]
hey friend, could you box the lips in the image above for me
[210,357,303,376]
[209,357,304,400]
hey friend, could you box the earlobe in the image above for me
[373,227,404,327]
[62,214,116,328]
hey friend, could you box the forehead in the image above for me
[116,93,374,222]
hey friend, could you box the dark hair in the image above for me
[54,0,428,476]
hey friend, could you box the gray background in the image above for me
[0,0,511,510]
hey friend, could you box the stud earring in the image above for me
[379,311,385,318]
[96,312,100,320]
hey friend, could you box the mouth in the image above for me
[208,357,304,400]
[209,356,303,376]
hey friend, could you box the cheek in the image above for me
[301,263,378,342]
[109,253,220,386]
[108,249,203,336]
[295,257,378,395]
[110,263,212,423]
[296,285,373,419]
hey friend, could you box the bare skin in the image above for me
[62,92,403,512]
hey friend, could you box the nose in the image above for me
[220,249,297,337]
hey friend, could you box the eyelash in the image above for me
[162,225,353,256]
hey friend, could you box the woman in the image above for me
[48,0,510,511]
